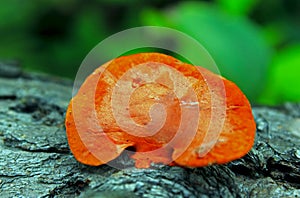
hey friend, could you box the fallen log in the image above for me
[0,62,299,197]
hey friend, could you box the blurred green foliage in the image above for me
[0,0,299,105]
[141,2,271,101]
[258,44,300,104]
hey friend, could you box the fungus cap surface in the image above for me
[65,53,256,168]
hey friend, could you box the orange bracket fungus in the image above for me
[65,53,256,168]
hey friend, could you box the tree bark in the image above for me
[0,62,299,197]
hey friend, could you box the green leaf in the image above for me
[258,44,300,105]
[141,2,272,102]
[217,0,259,16]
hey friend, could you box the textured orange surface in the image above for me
[65,53,256,168]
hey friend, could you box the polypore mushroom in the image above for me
[65,53,256,168]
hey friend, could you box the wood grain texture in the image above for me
[0,62,299,197]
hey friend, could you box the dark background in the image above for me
[0,0,299,105]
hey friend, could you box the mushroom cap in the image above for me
[65,53,256,168]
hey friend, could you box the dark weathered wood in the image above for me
[0,63,299,197]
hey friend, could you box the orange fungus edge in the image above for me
[65,52,256,168]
